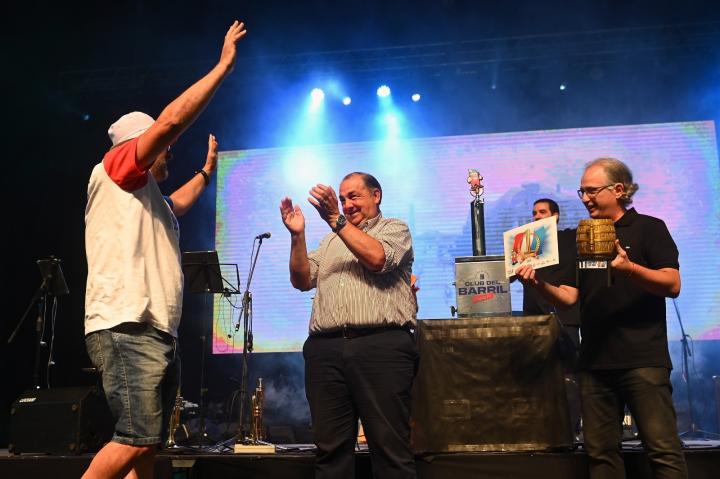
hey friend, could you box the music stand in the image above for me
[182,251,239,446]
[183,251,224,294]
[37,258,70,296]
[8,257,69,389]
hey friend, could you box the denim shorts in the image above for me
[86,322,180,446]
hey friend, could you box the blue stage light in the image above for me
[342,96,352,106]
[411,93,421,102]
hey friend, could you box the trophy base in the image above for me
[233,443,276,454]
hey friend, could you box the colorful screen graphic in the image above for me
[214,121,720,353]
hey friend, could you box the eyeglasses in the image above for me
[576,184,614,199]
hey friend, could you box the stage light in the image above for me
[342,96,352,106]
[82,113,91,121]
[411,93,421,102]
[310,88,325,103]
[560,83,567,91]
[308,88,326,114]
[377,85,391,97]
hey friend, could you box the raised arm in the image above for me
[136,21,247,169]
[308,184,386,272]
[280,197,313,290]
[331,220,386,271]
[169,134,217,217]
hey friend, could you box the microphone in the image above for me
[255,232,271,240]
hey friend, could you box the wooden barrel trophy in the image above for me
[576,219,616,286]
[576,219,616,258]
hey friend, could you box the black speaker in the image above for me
[411,315,573,453]
[9,386,114,455]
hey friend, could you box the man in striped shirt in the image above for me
[280,172,418,478]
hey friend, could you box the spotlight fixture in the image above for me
[310,88,325,102]
[377,85,391,97]
[411,93,421,102]
[342,96,352,106]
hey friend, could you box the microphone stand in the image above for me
[673,299,720,442]
[8,279,49,389]
[235,236,264,447]
[196,292,214,446]
[8,258,68,390]
[180,251,239,449]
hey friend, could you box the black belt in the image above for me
[312,323,414,339]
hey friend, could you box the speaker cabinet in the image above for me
[9,386,114,455]
[412,315,573,453]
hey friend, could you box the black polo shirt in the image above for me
[523,228,581,326]
[560,208,679,370]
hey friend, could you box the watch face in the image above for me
[335,215,346,230]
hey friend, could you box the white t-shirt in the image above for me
[84,138,183,337]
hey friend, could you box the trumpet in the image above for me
[250,378,265,443]
[165,387,183,448]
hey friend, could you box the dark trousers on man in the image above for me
[303,328,418,479]
[580,367,687,479]
[559,324,582,439]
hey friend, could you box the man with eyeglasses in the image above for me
[83,21,247,479]
[516,157,687,478]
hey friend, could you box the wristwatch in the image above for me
[333,214,347,233]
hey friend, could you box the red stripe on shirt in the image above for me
[102,137,149,191]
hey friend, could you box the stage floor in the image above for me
[2,441,719,479]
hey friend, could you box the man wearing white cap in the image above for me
[83,21,247,479]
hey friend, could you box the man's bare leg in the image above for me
[82,442,157,479]
[123,448,156,479]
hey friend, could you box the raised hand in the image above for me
[280,197,305,235]
[308,184,340,228]
[219,20,247,73]
[203,133,218,174]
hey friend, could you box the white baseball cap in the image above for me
[108,111,155,146]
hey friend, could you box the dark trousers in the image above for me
[580,367,687,479]
[559,325,581,438]
[303,329,418,479]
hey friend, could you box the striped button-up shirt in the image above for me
[307,213,416,333]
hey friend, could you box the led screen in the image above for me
[213,121,720,352]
